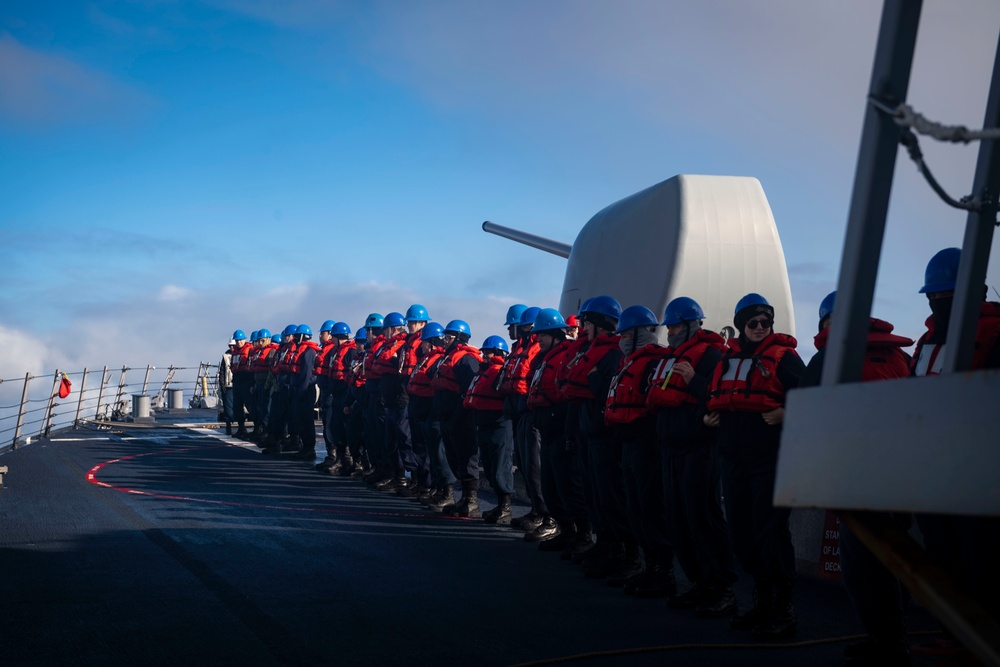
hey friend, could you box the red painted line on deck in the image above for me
[85,446,471,521]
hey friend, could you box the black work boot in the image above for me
[235,424,250,440]
[524,516,560,542]
[225,422,233,436]
[752,582,796,640]
[607,542,642,587]
[444,486,480,517]
[426,485,456,512]
[695,586,738,618]
[584,540,623,579]
[634,550,677,598]
[731,577,774,630]
[483,494,513,525]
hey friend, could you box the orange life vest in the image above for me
[314,341,337,377]
[231,343,254,375]
[527,341,571,409]
[813,318,913,381]
[911,302,1000,376]
[463,355,506,411]
[559,334,620,400]
[646,330,727,409]
[275,343,299,375]
[364,336,388,379]
[497,336,540,396]
[251,343,278,373]
[408,348,444,398]
[707,333,798,412]
[431,344,483,395]
[327,341,356,383]
[604,344,665,424]
[291,340,321,374]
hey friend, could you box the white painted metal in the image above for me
[775,370,1000,516]
[558,174,795,338]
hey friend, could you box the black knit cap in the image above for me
[734,303,775,331]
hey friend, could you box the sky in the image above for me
[2,0,999,379]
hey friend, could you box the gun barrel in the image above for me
[482,221,572,259]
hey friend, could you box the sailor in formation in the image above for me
[221,249,996,658]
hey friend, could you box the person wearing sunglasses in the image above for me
[704,293,805,641]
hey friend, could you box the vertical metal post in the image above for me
[822,0,923,385]
[95,366,109,420]
[942,33,1000,373]
[113,365,129,415]
[12,372,31,449]
[75,368,89,426]
[41,370,60,438]
[141,365,152,395]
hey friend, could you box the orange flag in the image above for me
[58,373,72,399]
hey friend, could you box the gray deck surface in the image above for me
[0,412,943,666]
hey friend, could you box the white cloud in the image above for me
[157,285,193,302]
[0,33,152,127]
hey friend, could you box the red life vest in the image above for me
[314,341,337,377]
[911,302,1000,376]
[408,348,444,398]
[251,343,278,372]
[646,330,727,409]
[431,344,483,395]
[346,346,367,388]
[559,334,620,400]
[370,332,422,377]
[604,344,665,424]
[364,336,388,379]
[291,340,321,374]
[707,333,799,412]
[275,343,299,374]
[527,341,571,409]
[814,318,913,381]
[497,336,540,395]
[231,343,254,375]
[327,341,356,382]
[463,355,506,411]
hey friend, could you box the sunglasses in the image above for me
[746,319,773,330]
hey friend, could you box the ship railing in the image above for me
[0,362,219,453]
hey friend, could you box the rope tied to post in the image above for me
[870,97,1000,222]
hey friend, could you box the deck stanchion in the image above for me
[75,368,89,426]
[13,372,31,449]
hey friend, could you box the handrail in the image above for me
[0,362,216,451]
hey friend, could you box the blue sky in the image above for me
[2,1,999,376]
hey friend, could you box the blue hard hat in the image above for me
[735,293,770,315]
[444,320,471,337]
[296,324,312,337]
[258,328,271,341]
[518,306,541,327]
[532,308,567,333]
[481,335,509,353]
[365,313,384,329]
[232,329,247,341]
[662,297,705,326]
[421,322,445,340]
[614,305,658,333]
[405,304,430,322]
[320,320,336,333]
[331,322,351,336]
[819,291,837,323]
[578,298,592,315]
[920,247,961,294]
[383,312,406,328]
[355,328,367,341]
[580,295,622,321]
[250,330,259,342]
[282,324,297,337]
[505,304,528,326]
[270,331,282,342]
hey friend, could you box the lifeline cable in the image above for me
[869,96,1000,220]
[506,630,942,667]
